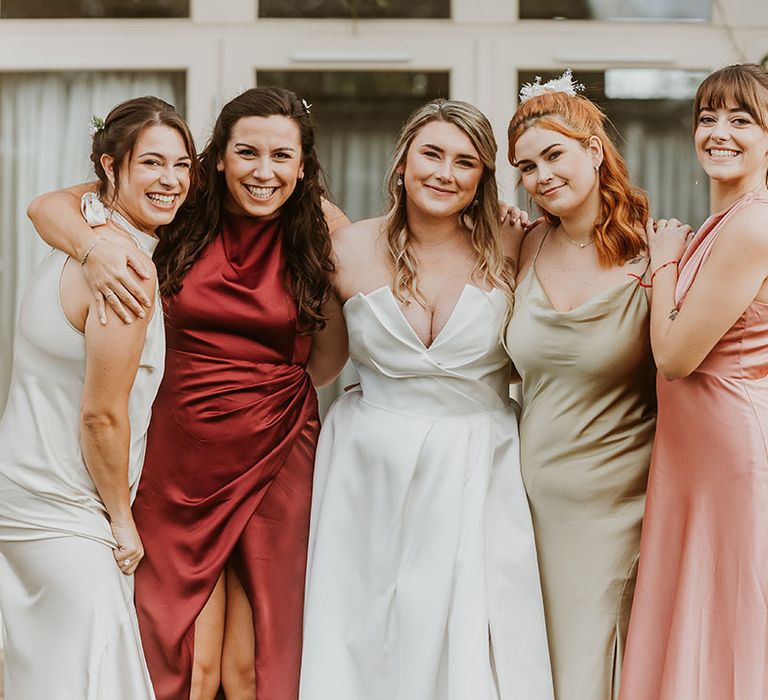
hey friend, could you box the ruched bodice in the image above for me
[301,283,553,700]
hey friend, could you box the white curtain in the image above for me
[0,71,184,405]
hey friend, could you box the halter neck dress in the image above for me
[300,283,554,700]
[506,230,656,700]
[0,203,163,700]
[620,191,768,700]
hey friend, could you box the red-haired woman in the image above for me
[505,77,656,699]
[620,63,768,700]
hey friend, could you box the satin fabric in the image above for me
[301,284,553,700]
[0,211,162,699]
[506,233,655,700]
[133,212,319,700]
[621,192,768,700]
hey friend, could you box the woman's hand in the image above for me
[110,516,144,576]
[646,218,693,267]
[84,226,154,325]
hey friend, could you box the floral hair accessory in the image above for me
[519,69,585,103]
[89,115,105,136]
[301,98,312,114]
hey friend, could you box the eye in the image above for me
[519,163,535,174]
[732,116,752,126]
[273,151,293,160]
[547,150,561,161]
[423,149,440,159]
[236,148,256,158]
[698,115,716,125]
[141,158,162,167]
[456,159,476,168]
[176,161,191,169]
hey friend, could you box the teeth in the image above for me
[245,185,276,199]
[147,193,175,205]
[709,149,739,157]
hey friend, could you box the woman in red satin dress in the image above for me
[28,87,349,700]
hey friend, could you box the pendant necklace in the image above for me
[561,227,594,249]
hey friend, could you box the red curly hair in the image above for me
[508,91,649,267]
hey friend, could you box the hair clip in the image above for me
[301,98,312,114]
[89,115,105,136]
[519,69,585,103]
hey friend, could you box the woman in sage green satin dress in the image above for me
[504,79,657,699]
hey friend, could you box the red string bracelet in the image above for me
[626,273,652,289]
[650,260,679,285]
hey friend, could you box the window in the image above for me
[258,0,449,19]
[519,0,710,21]
[0,0,189,19]
[515,69,709,228]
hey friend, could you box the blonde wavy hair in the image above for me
[384,99,514,307]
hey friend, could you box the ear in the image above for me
[100,153,116,186]
[216,154,224,173]
[587,135,604,170]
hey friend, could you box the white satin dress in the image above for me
[300,284,553,700]
[0,202,163,700]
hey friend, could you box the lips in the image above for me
[244,184,277,200]
[424,184,456,195]
[706,148,740,159]
[540,184,565,196]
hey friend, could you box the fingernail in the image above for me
[138,311,145,319]
[145,301,152,308]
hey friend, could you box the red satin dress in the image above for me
[132,212,319,700]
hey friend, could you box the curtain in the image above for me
[0,71,184,405]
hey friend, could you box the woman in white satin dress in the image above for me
[0,97,196,699]
[300,99,553,700]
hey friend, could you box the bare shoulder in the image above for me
[716,200,768,254]
[332,216,386,258]
[518,221,549,272]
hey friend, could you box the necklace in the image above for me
[560,227,594,249]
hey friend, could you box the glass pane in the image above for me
[258,0,449,19]
[515,69,710,229]
[520,0,710,21]
[0,70,186,403]
[1,0,189,18]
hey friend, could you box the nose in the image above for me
[710,116,731,142]
[159,165,179,187]
[537,162,553,183]
[436,159,454,182]
[252,157,274,180]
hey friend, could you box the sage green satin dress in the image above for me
[505,234,656,700]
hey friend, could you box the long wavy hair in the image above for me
[694,63,768,185]
[155,87,333,333]
[91,96,199,225]
[383,99,514,307]
[507,91,649,267]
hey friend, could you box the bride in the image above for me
[299,99,554,700]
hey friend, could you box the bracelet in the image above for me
[650,260,679,285]
[80,237,103,265]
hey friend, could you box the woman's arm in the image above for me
[649,209,768,380]
[28,183,153,324]
[79,265,157,575]
[307,291,349,388]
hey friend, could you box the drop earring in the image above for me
[396,175,403,187]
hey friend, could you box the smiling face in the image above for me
[400,120,483,221]
[695,100,768,189]
[216,114,304,219]
[513,124,602,219]
[104,124,192,234]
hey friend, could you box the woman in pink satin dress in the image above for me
[620,63,768,700]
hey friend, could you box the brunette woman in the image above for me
[621,63,768,700]
[0,96,196,699]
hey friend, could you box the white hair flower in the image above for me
[519,69,585,103]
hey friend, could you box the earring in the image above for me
[396,175,403,187]
[695,170,701,187]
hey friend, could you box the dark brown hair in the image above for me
[91,95,199,214]
[154,87,334,333]
[508,91,649,267]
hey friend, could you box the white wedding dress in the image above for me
[300,284,553,700]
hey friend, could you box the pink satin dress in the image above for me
[620,191,768,700]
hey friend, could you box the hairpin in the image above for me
[301,98,312,114]
[519,69,584,103]
[89,115,105,136]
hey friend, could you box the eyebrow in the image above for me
[137,151,191,160]
[234,142,297,153]
[514,142,563,165]
[699,106,752,114]
[420,143,480,161]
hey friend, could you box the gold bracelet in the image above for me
[80,237,103,265]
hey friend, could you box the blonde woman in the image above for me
[299,99,553,700]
